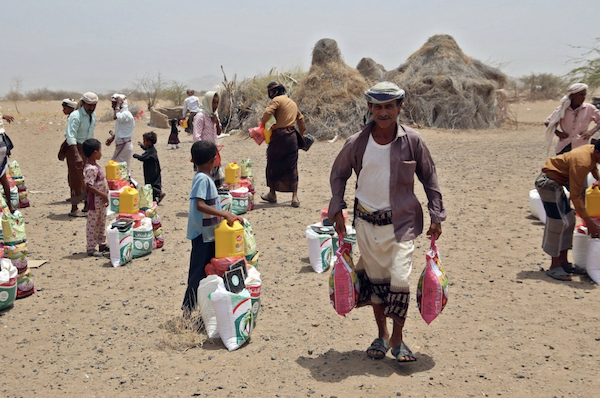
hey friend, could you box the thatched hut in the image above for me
[149,106,182,129]
[293,38,369,139]
[386,34,507,129]
[357,57,386,83]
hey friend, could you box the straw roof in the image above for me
[293,38,369,139]
[385,34,507,129]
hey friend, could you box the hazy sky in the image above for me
[2,0,599,96]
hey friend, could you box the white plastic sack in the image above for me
[529,189,546,224]
[245,266,262,329]
[305,225,334,273]
[132,217,153,258]
[332,225,357,253]
[198,275,223,339]
[107,224,133,267]
[585,238,600,284]
[572,226,589,268]
[210,284,253,351]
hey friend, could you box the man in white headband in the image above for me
[105,93,134,173]
[328,82,446,363]
[64,91,98,217]
[58,99,78,162]
[545,83,600,154]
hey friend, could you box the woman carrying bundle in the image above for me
[259,81,306,208]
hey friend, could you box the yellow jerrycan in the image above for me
[119,186,140,214]
[215,219,245,258]
[586,185,600,217]
[106,160,121,180]
[263,128,272,144]
[225,163,240,185]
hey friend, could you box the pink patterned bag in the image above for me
[416,236,449,324]
[329,242,360,316]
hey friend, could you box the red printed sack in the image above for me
[329,242,359,316]
[416,236,449,324]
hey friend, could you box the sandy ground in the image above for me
[1,99,599,398]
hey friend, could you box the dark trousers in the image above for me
[182,235,215,312]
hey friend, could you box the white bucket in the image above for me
[572,226,589,268]
[529,189,546,224]
[585,237,600,284]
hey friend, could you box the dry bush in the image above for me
[218,67,306,133]
[157,312,208,351]
[293,38,369,140]
[385,34,507,129]
[520,73,567,101]
[24,88,82,102]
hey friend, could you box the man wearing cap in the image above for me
[65,92,98,217]
[328,82,445,363]
[105,93,134,173]
[545,83,600,155]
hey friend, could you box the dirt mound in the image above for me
[385,34,507,129]
[293,38,369,139]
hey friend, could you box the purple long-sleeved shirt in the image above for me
[328,122,446,242]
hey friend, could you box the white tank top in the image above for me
[355,133,392,211]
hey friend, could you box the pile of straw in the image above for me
[386,34,507,129]
[293,38,369,139]
[357,57,386,83]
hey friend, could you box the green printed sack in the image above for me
[139,184,153,210]
[243,218,257,256]
[1,211,27,245]
[118,162,129,179]
[8,161,23,178]
[132,218,153,258]
[210,285,253,351]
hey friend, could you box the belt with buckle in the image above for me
[356,203,393,226]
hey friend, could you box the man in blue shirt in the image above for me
[65,92,98,217]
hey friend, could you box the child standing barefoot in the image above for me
[182,140,239,315]
[133,132,166,204]
[82,139,109,257]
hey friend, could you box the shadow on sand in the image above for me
[296,348,434,382]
